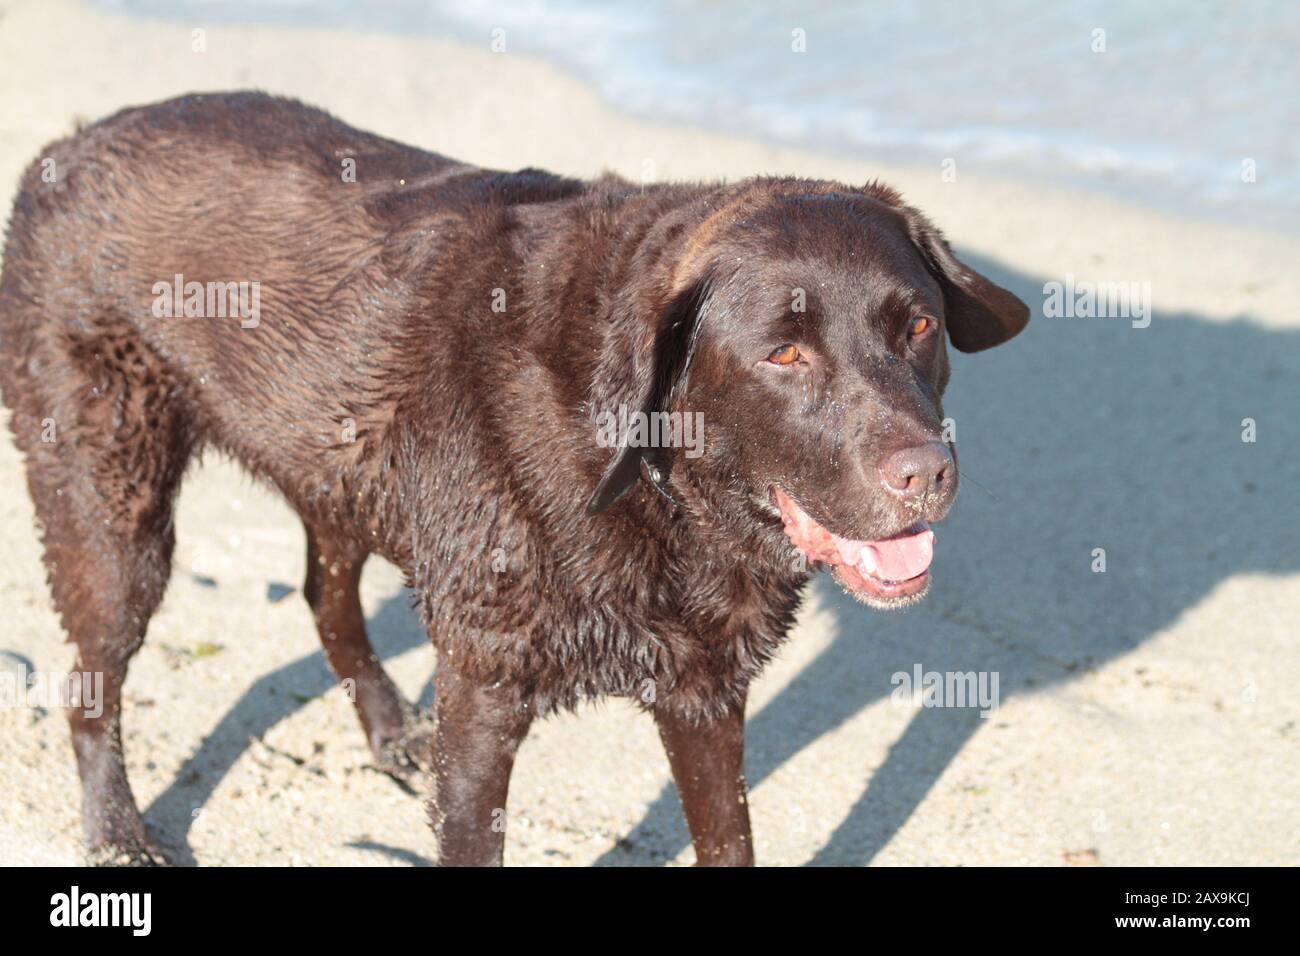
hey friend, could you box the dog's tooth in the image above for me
[858,546,879,575]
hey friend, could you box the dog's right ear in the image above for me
[867,183,1030,352]
[585,279,710,516]
[908,216,1030,353]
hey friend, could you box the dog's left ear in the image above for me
[585,279,710,516]
[895,201,1031,353]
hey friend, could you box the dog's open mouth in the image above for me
[773,486,934,607]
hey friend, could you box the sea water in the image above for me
[99,0,1300,236]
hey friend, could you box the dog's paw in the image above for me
[86,838,172,867]
[372,714,436,786]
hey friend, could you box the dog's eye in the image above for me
[908,315,935,340]
[767,344,802,366]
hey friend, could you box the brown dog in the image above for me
[0,92,1028,865]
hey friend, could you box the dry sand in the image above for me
[0,0,1296,865]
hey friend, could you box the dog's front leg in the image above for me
[655,698,755,866]
[428,664,533,866]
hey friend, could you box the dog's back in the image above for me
[0,92,583,524]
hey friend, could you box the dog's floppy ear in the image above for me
[585,280,709,516]
[891,197,1030,353]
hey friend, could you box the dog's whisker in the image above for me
[957,467,998,500]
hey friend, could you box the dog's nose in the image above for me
[878,441,955,500]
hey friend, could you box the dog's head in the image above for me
[587,180,1029,608]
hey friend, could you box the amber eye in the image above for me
[908,315,934,339]
[767,344,802,366]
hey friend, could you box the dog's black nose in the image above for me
[878,441,955,500]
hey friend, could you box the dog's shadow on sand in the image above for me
[143,593,435,866]
[145,255,1298,865]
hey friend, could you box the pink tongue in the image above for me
[860,527,934,582]
[774,487,935,583]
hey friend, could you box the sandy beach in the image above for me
[0,0,1296,866]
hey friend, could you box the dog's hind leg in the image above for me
[7,321,197,865]
[302,524,429,777]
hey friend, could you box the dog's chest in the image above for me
[416,522,800,716]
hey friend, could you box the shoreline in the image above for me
[0,2,1293,330]
[87,0,1300,242]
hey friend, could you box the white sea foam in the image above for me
[101,0,1300,236]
